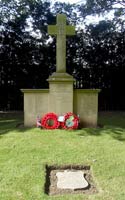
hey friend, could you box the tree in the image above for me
[0,0,125,110]
[0,0,77,110]
[77,0,125,30]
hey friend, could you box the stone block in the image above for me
[74,89,100,127]
[21,89,49,126]
[56,170,88,190]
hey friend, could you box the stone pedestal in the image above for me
[48,72,74,115]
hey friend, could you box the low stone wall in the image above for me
[21,88,100,127]
[21,89,49,126]
[73,89,100,127]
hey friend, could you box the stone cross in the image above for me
[48,14,75,73]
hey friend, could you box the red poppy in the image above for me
[41,112,60,129]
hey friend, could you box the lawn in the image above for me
[0,112,125,200]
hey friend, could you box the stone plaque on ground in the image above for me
[44,165,98,196]
[56,170,88,190]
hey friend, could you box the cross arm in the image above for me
[48,25,58,35]
[66,26,75,35]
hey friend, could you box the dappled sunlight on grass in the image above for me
[0,112,125,199]
[0,119,17,123]
[77,126,125,141]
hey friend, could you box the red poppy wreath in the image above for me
[41,112,60,129]
[61,112,79,130]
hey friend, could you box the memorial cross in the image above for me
[48,14,75,73]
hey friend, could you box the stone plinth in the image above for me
[74,89,101,127]
[21,89,49,126]
[48,73,74,115]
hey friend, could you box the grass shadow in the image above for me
[0,112,33,135]
[78,126,125,142]
[98,111,125,128]
[1,111,125,142]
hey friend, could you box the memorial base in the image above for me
[21,73,100,127]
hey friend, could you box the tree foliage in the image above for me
[0,0,125,110]
[78,0,125,31]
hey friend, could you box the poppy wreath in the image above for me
[41,112,60,129]
[61,112,79,130]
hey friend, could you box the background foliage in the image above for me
[0,0,125,110]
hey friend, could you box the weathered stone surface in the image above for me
[48,14,75,73]
[73,89,100,127]
[21,88,100,127]
[56,170,88,190]
[21,89,49,126]
[48,80,74,114]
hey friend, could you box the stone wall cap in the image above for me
[21,89,49,93]
[74,89,101,93]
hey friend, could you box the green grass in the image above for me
[0,112,125,200]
